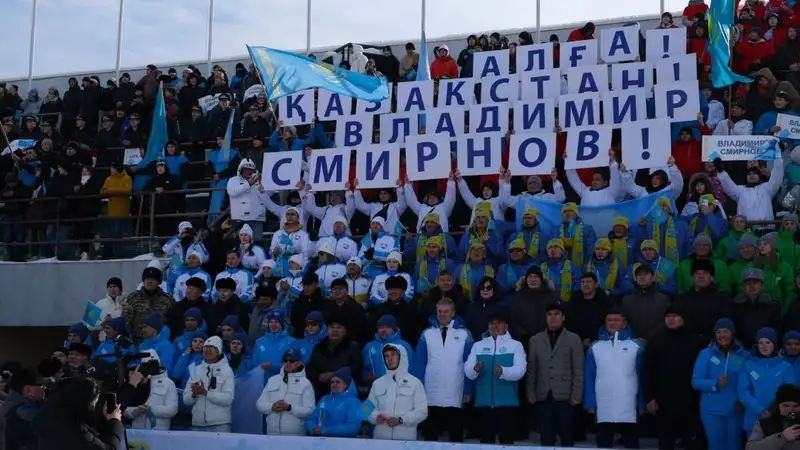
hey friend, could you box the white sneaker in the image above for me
[80,252,89,261]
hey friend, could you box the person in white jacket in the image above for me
[92,277,126,340]
[499,169,566,213]
[162,221,210,266]
[237,224,268,272]
[349,44,370,73]
[701,82,725,130]
[367,343,428,441]
[353,179,407,236]
[711,99,753,136]
[715,158,784,226]
[455,171,506,226]
[269,206,314,279]
[405,173,457,232]
[315,216,358,264]
[619,156,684,200]
[564,150,623,206]
[256,348,316,435]
[124,350,178,430]
[227,158,267,238]
[302,189,356,238]
[183,336,235,432]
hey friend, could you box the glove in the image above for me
[713,157,724,173]
[364,248,375,260]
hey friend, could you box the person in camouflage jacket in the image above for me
[123,266,175,339]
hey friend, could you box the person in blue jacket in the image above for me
[635,197,694,267]
[635,240,678,297]
[738,327,796,436]
[362,315,413,387]
[781,330,800,382]
[496,237,534,299]
[172,331,207,388]
[252,309,297,381]
[584,238,633,299]
[296,311,328,365]
[754,91,800,150]
[173,307,204,356]
[412,235,457,294]
[268,119,332,151]
[64,323,92,348]
[540,238,581,303]
[227,332,254,377]
[457,203,503,264]
[94,317,136,363]
[608,216,639,268]
[684,194,729,240]
[404,213,458,265]
[556,202,597,269]
[506,207,550,264]
[304,367,362,437]
[692,318,747,450]
[137,312,176,375]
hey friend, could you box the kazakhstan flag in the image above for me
[247,45,390,102]
[708,0,752,88]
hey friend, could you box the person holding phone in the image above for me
[123,350,178,430]
[746,384,800,449]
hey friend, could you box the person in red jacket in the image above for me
[430,45,458,80]
[765,13,789,50]
[671,127,704,180]
[740,0,767,25]
[567,22,595,42]
[683,0,709,27]
[735,25,776,72]
[657,12,680,29]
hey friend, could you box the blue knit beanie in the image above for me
[221,315,241,331]
[376,315,397,330]
[184,307,204,325]
[783,330,800,344]
[756,327,778,346]
[103,317,127,335]
[713,318,736,334]
[141,312,163,331]
[68,323,89,341]
[332,366,352,385]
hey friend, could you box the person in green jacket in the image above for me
[677,234,731,294]
[731,233,796,312]
[715,215,754,262]
[729,234,758,291]
[777,214,800,269]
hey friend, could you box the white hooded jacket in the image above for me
[182,339,236,427]
[124,370,179,430]
[718,162,784,223]
[367,344,428,441]
[350,44,369,74]
[256,365,316,435]
[227,159,266,222]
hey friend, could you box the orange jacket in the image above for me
[430,56,458,79]
[102,172,132,218]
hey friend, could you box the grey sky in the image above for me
[1,0,687,79]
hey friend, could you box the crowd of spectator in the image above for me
[10,0,800,449]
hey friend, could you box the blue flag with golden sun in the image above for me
[247,45,390,102]
[708,0,752,88]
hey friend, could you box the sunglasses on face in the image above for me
[510,248,523,253]
[283,359,298,363]
[481,285,494,291]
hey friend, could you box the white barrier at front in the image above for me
[124,430,568,450]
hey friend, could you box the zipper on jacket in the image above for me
[492,338,497,408]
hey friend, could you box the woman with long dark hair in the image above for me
[32,377,123,449]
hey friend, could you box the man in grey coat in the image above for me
[526,303,584,447]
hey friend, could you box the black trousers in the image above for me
[421,406,463,442]
[657,409,703,450]
[536,393,575,447]
[596,422,640,449]
[478,407,516,445]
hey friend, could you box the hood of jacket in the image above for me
[374,328,402,343]
[382,343,409,378]
[305,322,328,344]
[427,314,467,329]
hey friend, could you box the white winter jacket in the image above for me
[713,118,754,136]
[256,366,316,436]
[124,372,179,430]
[302,192,356,237]
[315,235,358,264]
[182,356,235,427]
[93,294,126,334]
[499,177,566,209]
[354,188,407,236]
[566,162,622,206]
[405,180,457,232]
[718,163,784,223]
[227,176,266,222]
[367,344,428,441]
[350,44,370,74]
[457,178,507,223]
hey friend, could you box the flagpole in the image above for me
[421,0,426,35]
[207,0,215,74]
[305,0,312,54]
[27,0,38,91]
[115,0,125,79]
[246,48,279,129]
[535,0,541,43]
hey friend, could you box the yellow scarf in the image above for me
[611,237,629,267]
[541,260,574,302]
[559,221,585,267]
[586,258,619,292]
[633,258,671,286]
[652,217,679,266]
[418,257,447,292]
[459,263,495,299]
[689,216,711,237]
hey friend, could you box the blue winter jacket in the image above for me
[296,323,328,365]
[457,228,503,264]
[138,336,176,375]
[583,256,633,297]
[304,389,362,437]
[362,330,414,384]
[496,258,534,298]
[692,341,747,416]
[268,122,332,151]
[782,354,800,385]
[738,352,796,433]
[633,214,695,263]
[172,352,204,388]
[684,208,729,240]
[252,328,297,380]
[94,339,137,364]
[755,110,800,149]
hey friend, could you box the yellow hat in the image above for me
[594,238,612,251]
[561,202,578,214]
[699,193,716,207]
[424,213,440,224]
[474,202,491,219]
[468,242,486,259]
[522,207,539,218]
[641,240,658,251]
[613,216,629,229]
[509,237,526,250]
[547,238,565,250]
[427,235,443,248]
[655,197,671,210]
